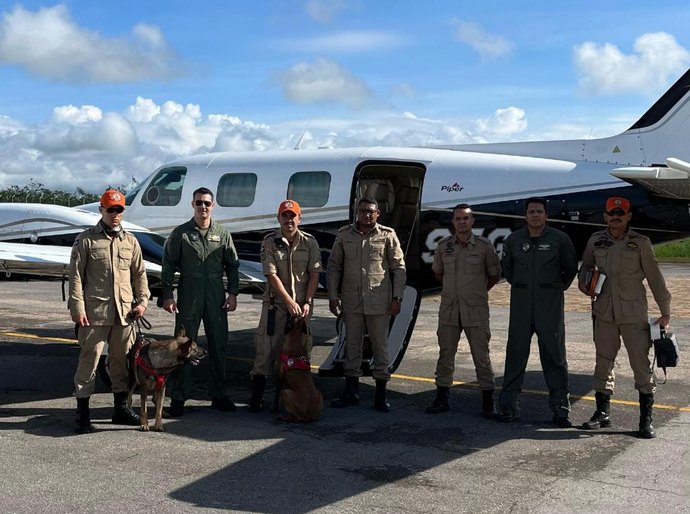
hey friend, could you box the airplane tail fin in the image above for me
[439,68,690,168]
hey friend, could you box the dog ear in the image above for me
[175,325,187,339]
[179,339,192,357]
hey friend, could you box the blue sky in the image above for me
[1,1,689,191]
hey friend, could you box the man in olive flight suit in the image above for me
[578,196,671,439]
[162,187,240,417]
[248,199,322,412]
[327,197,407,412]
[497,197,578,427]
[426,203,501,418]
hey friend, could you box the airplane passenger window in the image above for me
[216,173,258,207]
[141,166,187,206]
[287,171,331,207]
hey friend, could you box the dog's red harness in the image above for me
[279,351,311,371]
[132,338,167,391]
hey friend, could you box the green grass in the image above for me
[655,238,690,262]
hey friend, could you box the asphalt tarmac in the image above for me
[0,268,688,513]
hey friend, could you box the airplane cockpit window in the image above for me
[216,173,258,207]
[124,182,143,206]
[287,171,331,207]
[141,166,187,206]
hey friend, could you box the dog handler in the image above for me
[161,187,240,416]
[327,197,407,412]
[578,196,671,438]
[248,200,322,412]
[69,189,149,433]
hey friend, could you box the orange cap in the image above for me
[605,196,630,214]
[278,200,301,216]
[100,189,125,209]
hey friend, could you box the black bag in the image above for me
[653,329,679,381]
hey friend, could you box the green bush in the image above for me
[655,239,690,262]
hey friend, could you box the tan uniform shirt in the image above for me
[579,228,670,324]
[327,223,406,315]
[433,234,501,327]
[69,223,149,326]
[260,228,322,303]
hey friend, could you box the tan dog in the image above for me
[275,317,323,422]
[128,327,206,432]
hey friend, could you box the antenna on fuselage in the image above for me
[293,120,312,150]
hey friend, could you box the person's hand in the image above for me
[162,299,178,314]
[329,299,341,317]
[223,294,237,312]
[301,302,312,318]
[286,298,302,317]
[128,304,146,320]
[388,300,402,317]
[72,313,90,327]
[654,315,670,329]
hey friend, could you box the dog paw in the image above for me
[140,424,149,432]
[153,424,165,432]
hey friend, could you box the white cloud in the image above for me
[0,99,537,193]
[574,32,690,95]
[282,30,407,53]
[451,20,514,59]
[304,0,347,23]
[475,107,527,137]
[0,5,183,83]
[277,58,376,108]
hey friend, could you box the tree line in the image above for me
[0,179,134,206]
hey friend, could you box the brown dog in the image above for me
[128,327,206,431]
[275,317,323,422]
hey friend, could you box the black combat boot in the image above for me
[638,392,657,439]
[374,380,391,413]
[248,375,267,413]
[166,399,185,418]
[111,391,141,426]
[74,397,94,434]
[481,389,497,419]
[425,386,450,414]
[331,376,360,408]
[582,391,611,430]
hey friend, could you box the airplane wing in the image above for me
[611,157,690,200]
[0,241,265,289]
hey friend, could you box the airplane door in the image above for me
[319,160,425,377]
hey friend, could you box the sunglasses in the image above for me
[105,206,125,214]
[195,200,213,207]
[606,208,626,216]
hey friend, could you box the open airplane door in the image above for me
[319,159,425,377]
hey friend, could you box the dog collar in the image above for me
[278,351,311,371]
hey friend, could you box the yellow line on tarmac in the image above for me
[4,331,689,413]
[1,331,76,344]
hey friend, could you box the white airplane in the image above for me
[6,68,690,376]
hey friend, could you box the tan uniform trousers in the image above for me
[593,317,655,395]
[252,303,313,377]
[343,313,390,381]
[74,324,135,397]
[435,323,494,390]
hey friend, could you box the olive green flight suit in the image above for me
[432,234,501,389]
[162,218,239,401]
[252,228,322,376]
[498,226,578,417]
[579,229,671,395]
[327,223,406,380]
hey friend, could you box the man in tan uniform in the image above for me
[69,189,149,433]
[327,197,407,412]
[426,204,501,418]
[578,196,671,439]
[248,200,322,412]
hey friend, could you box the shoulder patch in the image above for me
[301,230,315,239]
[337,225,350,233]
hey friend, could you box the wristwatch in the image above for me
[392,296,403,303]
